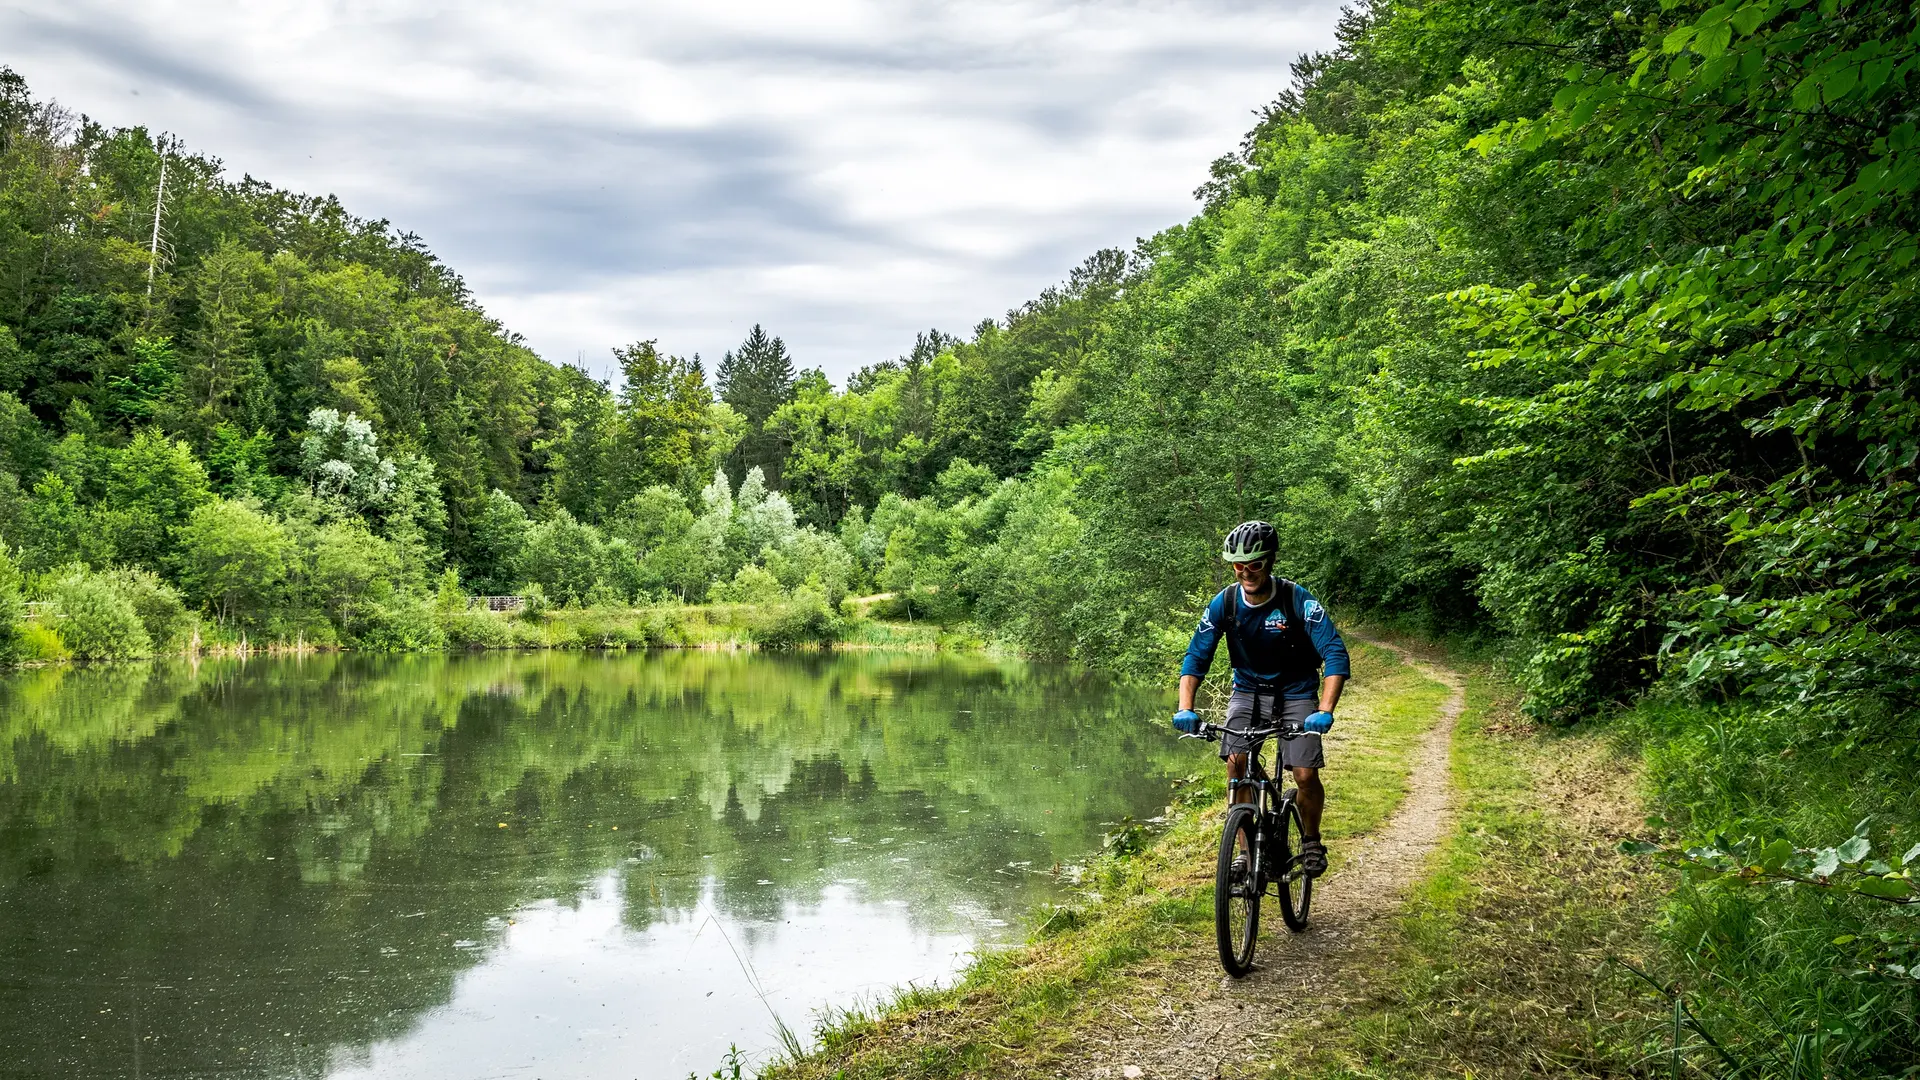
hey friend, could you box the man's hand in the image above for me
[1172,709,1201,734]
[1304,710,1334,734]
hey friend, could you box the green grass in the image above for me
[745,633,1916,1080]
[834,618,984,652]
[1271,664,1668,1079]
[1620,697,1920,1077]
[755,641,1448,1080]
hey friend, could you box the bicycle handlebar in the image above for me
[1179,720,1307,742]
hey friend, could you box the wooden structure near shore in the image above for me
[468,596,526,613]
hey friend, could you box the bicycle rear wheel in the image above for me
[1275,797,1313,931]
[1215,803,1261,976]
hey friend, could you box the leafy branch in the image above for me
[1624,818,1920,980]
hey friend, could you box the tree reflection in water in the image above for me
[0,650,1180,1078]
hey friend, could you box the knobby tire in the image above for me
[1215,803,1261,976]
[1277,797,1313,931]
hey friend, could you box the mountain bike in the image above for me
[1180,717,1314,976]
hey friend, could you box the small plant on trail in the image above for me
[689,1044,745,1080]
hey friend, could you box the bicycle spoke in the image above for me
[1216,804,1262,976]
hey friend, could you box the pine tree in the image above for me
[716,325,797,486]
[718,324,794,426]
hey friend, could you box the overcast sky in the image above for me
[4,0,1342,384]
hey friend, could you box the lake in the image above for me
[0,650,1185,1078]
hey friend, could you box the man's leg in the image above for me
[1227,752,1256,806]
[1290,766,1324,837]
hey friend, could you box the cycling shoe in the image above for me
[1300,839,1328,878]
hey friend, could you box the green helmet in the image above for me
[1221,521,1278,563]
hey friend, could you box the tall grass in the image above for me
[1625,699,1920,1076]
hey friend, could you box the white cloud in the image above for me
[3,0,1343,382]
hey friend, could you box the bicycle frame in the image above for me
[1184,719,1311,895]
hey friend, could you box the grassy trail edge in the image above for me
[746,640,1452,1080]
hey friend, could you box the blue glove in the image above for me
[1172,709,1201,734]
[1304,710,1334,734]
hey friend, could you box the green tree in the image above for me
[380,452,446,586]
[307,522,400,635]
[537,365,619,523]
[611,340,715,499]
[465,488,529,594]
[18,473,93,571]
[102,429,212,570]
[518,510,606,606]
[716,324,796,484]
[0,535,22,662]
[177,241,275,440]
[176,499,292,627]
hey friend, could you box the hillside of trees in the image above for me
[1,0,1916,1064]
[9,0,1916,716]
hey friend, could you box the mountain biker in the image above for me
[1172,521,1349,878]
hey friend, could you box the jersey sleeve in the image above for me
[1179,592,1226,679]
[1297,583,1351,679]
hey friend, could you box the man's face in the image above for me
[1232,556,1271,591]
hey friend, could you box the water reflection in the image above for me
[0,650,1181,1078]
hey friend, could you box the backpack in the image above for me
[1219,578,1320,675]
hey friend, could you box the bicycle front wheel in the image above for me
[1275,797,1313,931]
[1215,803,1261,976]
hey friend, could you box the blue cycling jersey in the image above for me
[1180,580,1351,697]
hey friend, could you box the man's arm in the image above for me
[1178,673,1202,712]
[1297,588,1350,680]
[1177,594,1225,712]
[1317,673,1346,714]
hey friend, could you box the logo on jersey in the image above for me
[1305,599,1325,624]
[1264,610,1288,632]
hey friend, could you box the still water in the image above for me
[0,650,1183,1078]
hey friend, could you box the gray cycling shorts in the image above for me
[1220,692,1325,770]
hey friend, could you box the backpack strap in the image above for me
[1220,584,1241,666]
[1274,577,1301,628]
[1273,578,1320,662]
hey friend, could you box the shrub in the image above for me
[440,610,512,649]
[48,570,152,660]
[567,613,621,649]
[353,592,444,652]
[749,586,842,649]
[13,619,65,661]
[711,563,784,604]
[433,567,467,613]
[516,582,549,621]
[637,607,687,647]
[102,567,194,651]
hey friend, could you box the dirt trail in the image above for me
[1077,638,1468,1080]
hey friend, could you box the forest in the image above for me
[0,0,1915,1068]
